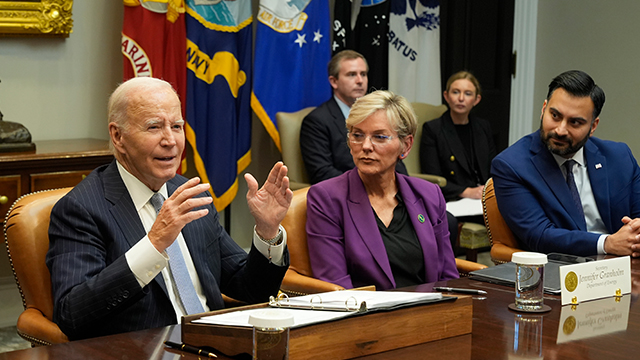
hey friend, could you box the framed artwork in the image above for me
[0,0,73,37]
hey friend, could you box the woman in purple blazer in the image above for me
[306,90,459,291]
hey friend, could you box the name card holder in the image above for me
[559,256,631,306]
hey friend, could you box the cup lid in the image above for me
[248,309,294,328]
[511,252,548,265]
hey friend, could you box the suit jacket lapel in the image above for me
[530,131,587,230]
[470,118,491,181]
[584,140,612,230]
[441,113,472,175]
[396,176,439,282]
[345,170,395,287]
[103,161,169,295]
[328,97,347,135]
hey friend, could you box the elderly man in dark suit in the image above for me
[300,50,407,184]
[46,77,291,340]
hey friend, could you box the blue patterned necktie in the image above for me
[149,192,205,315]
[563,160,585,220]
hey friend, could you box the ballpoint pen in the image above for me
[433,287,487,295]
[165,341,218,358]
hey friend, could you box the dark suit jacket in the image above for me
[420,112,496,201]
[300,97,407,184]
[491,130,640,255]
[306,168,459,291]
[46,160,288,340]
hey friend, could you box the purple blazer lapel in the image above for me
[397,175,440,282]
[346,170,395,287]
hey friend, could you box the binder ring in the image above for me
[345,296,359,311]
[310,295,322,309]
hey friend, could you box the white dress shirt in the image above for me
[118,162,286,320]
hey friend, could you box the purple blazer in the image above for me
[306,168,459,290]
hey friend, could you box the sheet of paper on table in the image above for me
[446,198,483,217]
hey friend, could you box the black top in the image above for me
[374,194,425,288]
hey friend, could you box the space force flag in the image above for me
[185,0,253,211]
[252,0,332,151]
[388,0,441,104]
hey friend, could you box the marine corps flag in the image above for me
[388,0,441,103]
[185,0,253,211]
[252,0,331,150]
[122,0,187,171]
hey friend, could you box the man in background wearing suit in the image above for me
[300,49,408,184]
[492,70,640,257]
[46,77,291,340]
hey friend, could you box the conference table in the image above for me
[2,256,639,359]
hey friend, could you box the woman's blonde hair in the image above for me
[346,90,417,140]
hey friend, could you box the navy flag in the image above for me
[333,0,390,91]
[185,0,253,211]
[252,0,331,150]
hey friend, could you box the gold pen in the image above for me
[165,340,217,358]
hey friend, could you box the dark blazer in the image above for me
[420,112,496,201]
[300,97,407,184]
[491,130,640,255]
[306,168,459,291]
[46,160,288,340]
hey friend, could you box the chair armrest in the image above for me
[17,308,68,346]
[408,173,447,187]
[455,258,487,276]
[490,243,520,265]
[280,269,344,297]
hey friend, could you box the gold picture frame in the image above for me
[0,0,73,37]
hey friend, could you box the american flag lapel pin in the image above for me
[595,163,602,169]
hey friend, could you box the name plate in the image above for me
[559,256,631,305]
[557,295,630,343]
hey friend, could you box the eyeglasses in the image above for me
[348,131,396,146]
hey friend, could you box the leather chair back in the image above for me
[280,187,344,296]
[276,107,316,190]
[482,178,521,264]
[4,188,72,346]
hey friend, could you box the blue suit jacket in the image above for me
[46,160,288,340]
[306,168,459,290]
[491,130,640,255]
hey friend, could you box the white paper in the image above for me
[446,198,483,217]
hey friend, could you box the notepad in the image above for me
[193,290,445,328]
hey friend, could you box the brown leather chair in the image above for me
[279,187,486,296]
[4,188,72,346]
[276,107,315,190]
[482,178,521,264]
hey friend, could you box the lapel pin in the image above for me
[418,214,425,223]
[595,163,602,169]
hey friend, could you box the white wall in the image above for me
[534,0,640,156]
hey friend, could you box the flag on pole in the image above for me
[185,0,253,211]
[121,0,187,172]
[252,0,331,151]
[389,0,441,103]
[332,0,390,91]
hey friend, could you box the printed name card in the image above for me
[559,256,631,305]
[557,295,630,343]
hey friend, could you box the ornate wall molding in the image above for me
[0,0,73,37]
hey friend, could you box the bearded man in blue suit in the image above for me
[47,77,291,340]
[492,70,640,257]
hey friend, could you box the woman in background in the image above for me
[420,71,496,202]
[306,90,458,291]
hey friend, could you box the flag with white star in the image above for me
[333,0,390,91]
[252,0,331,150]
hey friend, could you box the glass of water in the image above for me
[512,252,548,311]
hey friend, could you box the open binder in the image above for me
[194,290,448,329]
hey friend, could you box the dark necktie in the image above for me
[563,160,585,220]
[149,193,205,315]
